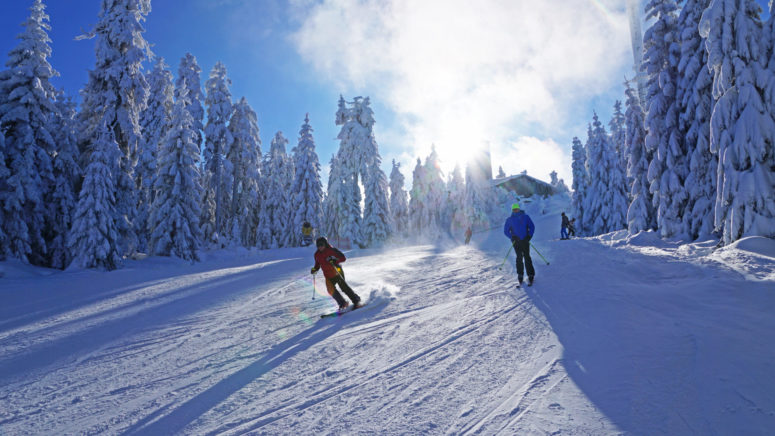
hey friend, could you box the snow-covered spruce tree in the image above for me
[262,131,294,248]
[47,93,81,269]
[69,118,122,270]
[203,61,234,243]
[609,100,630,192]
[624,81,655,234]
[176,53,204,155]
[136,57,173,252]
[643,0,681,237]
[582,120,605,234]
[464,162,491,231]
[332,96,365,246]
[322,153,345,241]
[290,113,323,246]
[149,82,202,261]
[570,136,587,234]
[409,158,426,234]
[389,160,409,237]
[78,0,151,257]
[549,170,569,193]
[0,0,57,265]
[700,0,775,244]
[0,132,9,260]
[227,97,262,246]
[584,113,629,235]
[362,156,391,247]
[421,145,447,236]
[677,0,716,240]
[447,163,468,231]
[354,98,391,246]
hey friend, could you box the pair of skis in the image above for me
[320,302,365,319]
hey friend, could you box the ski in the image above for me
[320,302,365,319]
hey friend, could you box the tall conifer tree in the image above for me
[78,0,151,257]
[0,0,58,264]
[700,0,775,243]
[290,113,324,246]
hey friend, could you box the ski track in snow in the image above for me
[1,208,774,435]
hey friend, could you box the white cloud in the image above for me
[290,0,629,182]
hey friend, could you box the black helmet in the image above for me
[316,237,329,247]
[303,221,310,227]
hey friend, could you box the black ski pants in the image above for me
[513,239,535,281]
[325,273,361,306]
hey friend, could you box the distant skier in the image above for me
[561,212,570,240]
[504,203,535,286]
[464,226,473,244]
[568,218,577,237]
[310,237,361,310]
[301,222,314,246]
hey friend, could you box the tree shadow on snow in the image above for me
[122,305,386,435]
[520,239,775,435]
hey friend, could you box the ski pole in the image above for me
[312,273,316,300]
[530,242,550,265]
[498,240,517,269]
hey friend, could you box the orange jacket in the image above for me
[313,246,346,279]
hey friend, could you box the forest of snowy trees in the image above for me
[2,0,772,271]
[0,0,506,271]
[572,0,775,245]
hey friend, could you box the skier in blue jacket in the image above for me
[504,202,536,286]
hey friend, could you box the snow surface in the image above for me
[1,198,774,435]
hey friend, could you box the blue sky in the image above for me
[1,0,770,186]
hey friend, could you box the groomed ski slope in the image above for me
[1,199,774,435]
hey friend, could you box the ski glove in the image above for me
[326,256,338,265]
[311,267,318,274]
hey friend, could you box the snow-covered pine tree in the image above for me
[497,166,506,179]
[583,117,608,234]
[571,136,587,234]
[176,53,204,155]
[362,156,391,247]
[227,97,262,246]
[0,0,58,265]
[700,0,775,243]
[409,158,426,234]
[354,98,391,246]
[549,171,569,193]
[262,131,294,248]
[203,62,234,243]
[421,145,446,236]
[0,131,9,260]
[464,161,491,231]
[643,0,681,237]
[389,160,409,237]
[322,153,344,241]
[78,0,151,257]
[609,100,630,193]
[290,113,323,246]
[332,96,362,246]
[677,0,716,240]
[583,113,629,235]
[447,163,468,232]
[69,118,122,270]
[624,81,655,234]
[136,57,173,252]
[149,81,202,261]
[47,93,81,269]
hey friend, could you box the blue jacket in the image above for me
[504,210,535,240]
